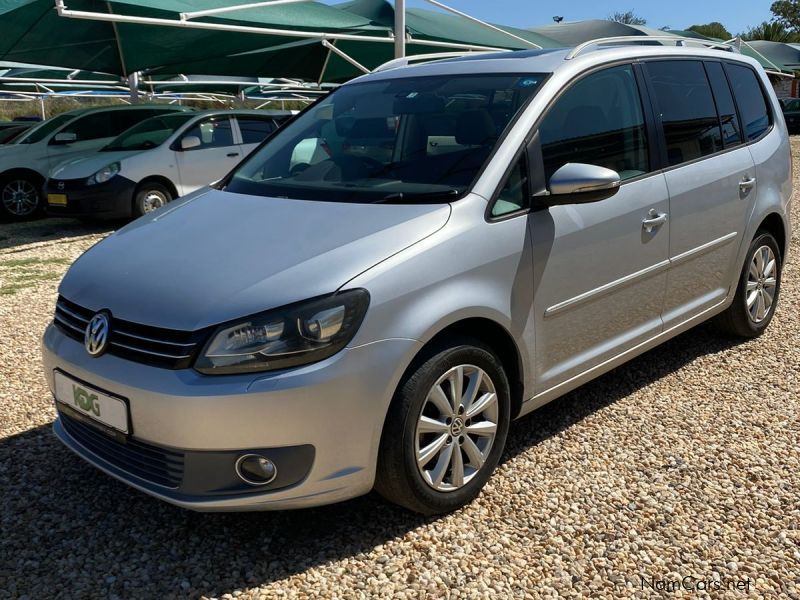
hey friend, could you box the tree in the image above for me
[686,22,732,40]
[771,1,800,30]
[740,20,800,42]
[608,10,647,26]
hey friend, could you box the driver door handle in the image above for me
[227,152,240,157]
[642,209,668,233]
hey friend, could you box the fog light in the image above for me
[235,454,278,486]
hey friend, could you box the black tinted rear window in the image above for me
[725,63,771,141]
[647,60,722,166]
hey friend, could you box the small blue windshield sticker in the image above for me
[517,78,538,88]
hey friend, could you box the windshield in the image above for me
[102,113,196,152]
[15,113,75,144]
[225,73,546,203]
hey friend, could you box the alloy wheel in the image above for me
[1,179,39,217]
[746,245,778,324]
[415,364,498,492]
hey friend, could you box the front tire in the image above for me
[714,231,782,338]
[0,175,43,221]
[374,338,511,515]
[133,182,172,218]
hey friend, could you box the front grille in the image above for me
[60,411,184,488]
[54,296,204,369]
[49,178,87,192]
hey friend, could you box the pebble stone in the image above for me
[2,140,800,599]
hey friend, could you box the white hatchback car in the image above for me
[46,109,290,219]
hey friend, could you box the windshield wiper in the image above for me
[374,189,460,204]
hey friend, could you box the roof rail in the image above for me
[566,36,736,60]
[374,50,504,73]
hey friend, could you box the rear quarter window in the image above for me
[725,63,771,141]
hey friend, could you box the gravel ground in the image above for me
[1,145,799,599]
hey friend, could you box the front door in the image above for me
[175,116,241,194]
[529,64,670,395]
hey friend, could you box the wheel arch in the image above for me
[135,175,178,200]
[404,317,526,420]
[0,167,45,187]
[756,212,788,261]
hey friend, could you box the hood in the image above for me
[50,150,140,180]
[59,190,451,331]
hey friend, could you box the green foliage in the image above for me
[740,20,800,42]
[771,0,800,30]
[608,10,647,26]
[687,22,732,40]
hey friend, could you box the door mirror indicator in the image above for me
[180,136,202,151]
[545,163,621,206]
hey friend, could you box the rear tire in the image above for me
[133,182,172,218]
[374,338,511,515]
[714,232,782,338]
[0,174,43,221]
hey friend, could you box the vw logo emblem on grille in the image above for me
[57,181,65,191]
[84,313,110,357]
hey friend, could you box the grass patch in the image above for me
[0,256,69,295]
[1,257,71,268]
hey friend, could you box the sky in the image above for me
[360,1,775,37]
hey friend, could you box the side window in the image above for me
[237,118,277,144]
[109,110,161,136]
[491,154,529,218]
[647,60,722,166]
[56,112,113,142]
[725,63,771,141]
[181,117,234,149]
[539,64,649,183]
[704,62,743,148]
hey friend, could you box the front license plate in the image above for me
[48,194,67,206]
[54,371,129,434]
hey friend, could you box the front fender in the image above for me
[345,194,536,399]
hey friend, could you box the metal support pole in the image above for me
[37,85,46,119]
[128,72,140,103]
[395,0,406,58]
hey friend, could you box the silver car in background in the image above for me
[42,43,792,514]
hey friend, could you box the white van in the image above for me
[0,105,191,220]
[46,110,290,219]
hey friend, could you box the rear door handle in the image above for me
[739,176,756,191]
[227,152,240,157]
[642,209,668,233]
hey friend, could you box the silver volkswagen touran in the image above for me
[43,42,792,514]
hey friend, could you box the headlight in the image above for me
[87,162,120,185]
[195,289,370,375]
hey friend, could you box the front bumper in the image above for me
[43,323,421,511]
[46,176,137,219]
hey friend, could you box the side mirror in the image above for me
[180,135,202,151]
[545,163,621,206]
[52,132,77,145]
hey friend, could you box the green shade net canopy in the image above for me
[0,0,381,76]
[149,0,562,83]
[528,19,678,46]
[339,0,560,51]
[738,40,800,76]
